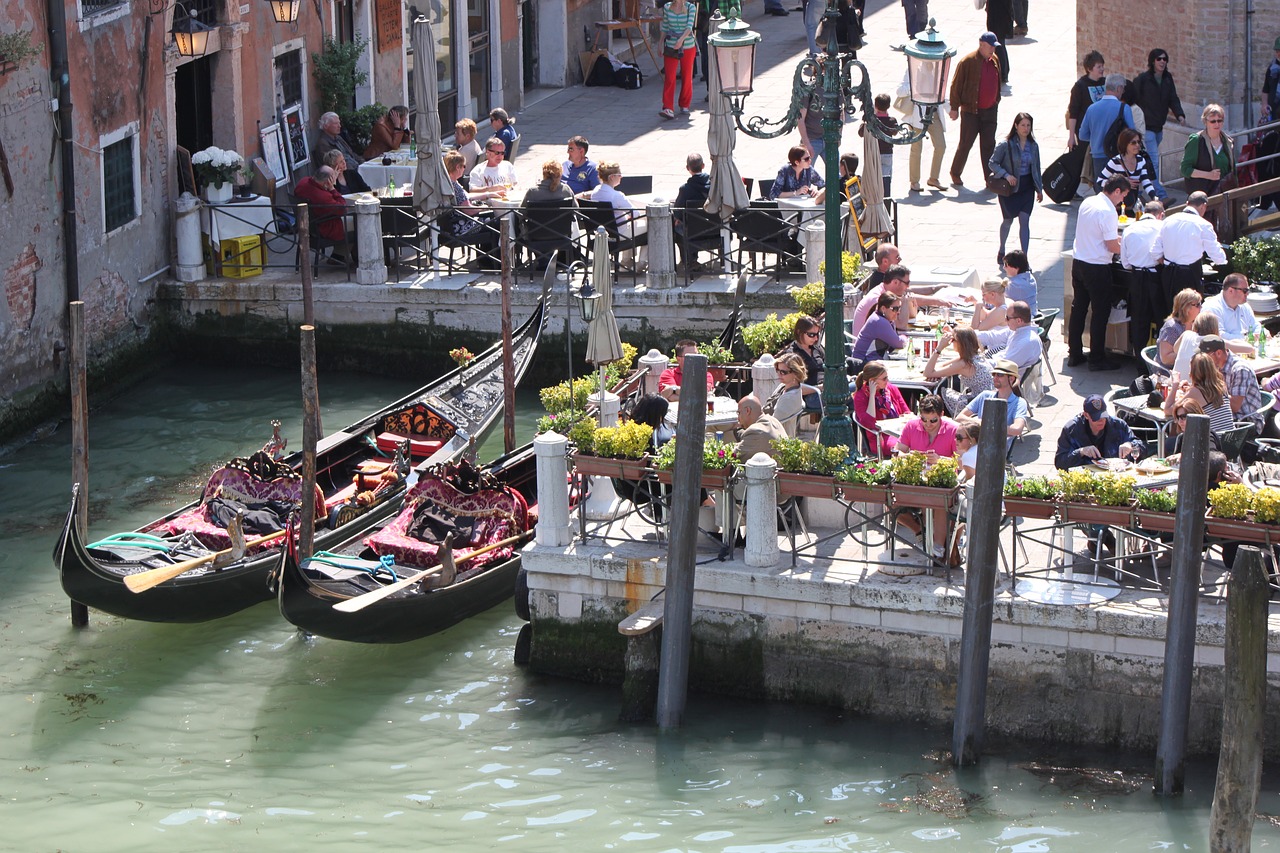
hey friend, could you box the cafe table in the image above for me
[357,148,416,192]
[1235,350,1280,378]
[881,355,945,394]
[1109,393,1173,455]
[666,395,739,434]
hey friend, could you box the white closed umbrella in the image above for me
[859,121,893,236]
[585,227,624,381]
[706,46,750,220]
[411,15,454,218]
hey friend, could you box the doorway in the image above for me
[174,56,213,154]
[521,0,537,91]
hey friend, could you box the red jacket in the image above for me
[295,176,347,241]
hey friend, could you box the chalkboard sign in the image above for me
[375,0,402,53]
[282,105,309,173]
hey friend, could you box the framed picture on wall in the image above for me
[282,105,309,173]
[259,123,288,188]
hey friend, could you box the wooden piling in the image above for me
[299,325,319,560]
[952,396,1007,765]
[656,353,708,729]
[500,228,516,453]
[68,300,89,627]
[1209,546,1269,852]
[297,204,314,328]
[1156,412,1210,795]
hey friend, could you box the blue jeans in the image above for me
[803,0,823,54]
[1144,129,1169,199]
[810,138,826,172]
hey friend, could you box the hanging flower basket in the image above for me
[1134,508,1177,533]
[1059,501,1132,527]
[776,471,837,499]
[890,483,959,512]
[571,452,649,480]
[1003,496,1057,520]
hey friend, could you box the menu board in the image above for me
[282,105,309,173]
[375,0,402,53]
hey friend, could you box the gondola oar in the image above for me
[124,528,288,593]
[332,530,533,613]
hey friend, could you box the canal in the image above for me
[2,362,1278,849]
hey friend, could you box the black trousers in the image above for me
[1163,261,1203,296]
[1129,268,1164,355]
[952,106,999,180]
[1069,259,1115,362]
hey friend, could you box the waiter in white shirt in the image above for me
[1154,191,1227,295]
[1069,175,1129,372]
[1119,199,1166,355]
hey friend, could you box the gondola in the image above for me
[275,446,538,643]
[53,283,551,624]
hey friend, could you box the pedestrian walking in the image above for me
[1131,48,1185,196]
[948,32,1002,186]
[1180,103,1235,196]
[988,112,1043,268]
[659,0,698,119]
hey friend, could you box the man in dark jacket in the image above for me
[1054,394,1147,469]
[673,152,711,266]
[1132,48,1185,197]
[948,33,1002,186]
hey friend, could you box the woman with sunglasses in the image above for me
[1132,49,1185,198]
[1156,289,1202,368]
[1164,400,1222,462]
[851,361,908,457]
[770,353,822,440]
[769,145,825,199]
[850,293,908,364]
[1181,103,1235,196]
[924,327,994,416]
[780,315,826,387]
[1096,128,1163,208]
[1165,352,1234,433]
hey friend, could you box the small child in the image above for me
[872,93,899,197]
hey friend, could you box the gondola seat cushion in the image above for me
[150,466,325,549]
[364,474,528,572]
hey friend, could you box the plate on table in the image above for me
[1135,459,1172,476]
[1093,458,1133,473]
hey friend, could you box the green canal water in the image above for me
[3,364,1280,850]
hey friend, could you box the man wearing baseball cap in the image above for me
[947,32,1002,186]
[1054,393,1148,469]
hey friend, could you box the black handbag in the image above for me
[1042,144,1087,203]
[986,175,1014,196]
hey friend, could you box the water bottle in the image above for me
[388,176,397,197]
[1259,328,1268,359]
[409,136,417,158]
[906,340,916,371]
[1248,328,1256,355]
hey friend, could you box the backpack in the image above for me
[614,64,643,90]
[585,55,615,87]
[1101,105,1129,159]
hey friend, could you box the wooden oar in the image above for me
[332,530,533,613]
[123,528,289,593]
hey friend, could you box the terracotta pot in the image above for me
[890,483,959,512]
[1060,501,1132,527]
[1134,508,1177,533]
[776,471,836,499]
[837,482,891,505]
[709,367,728,383]
[571,452,649,480]
[1205,515,1277,544]
[1003,496,1057,520]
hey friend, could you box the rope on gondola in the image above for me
[305,551,401,582]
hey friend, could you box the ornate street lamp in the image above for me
[710,6,954,450]
[266,0,302,24]
[575,280,601,323]
[170,7,213,57]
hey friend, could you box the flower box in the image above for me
[1002,496,1057,520]
[1204,515,1278,544]
[776,471,837,499]
[890,483,959,512]
[837,482,891,505]
[571,452,649,480]
[1059,501,1132,527]
[1134,508,1177,533]
[654,464,734,491]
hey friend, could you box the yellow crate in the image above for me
[219,234,265,278]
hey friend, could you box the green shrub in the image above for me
[837,459,892,485]
[789,281,826,317]
[1208,484,1253,519]
[1092,472,1135,506]
[890,451,928,486]
[540,376,595,415]
[653,437,738,471]
[536,412,591,435]
[1135,488,1178,513]
[698,339,734,365]
[567,417,598,454]
[1058,469,1095,502]
[818,251,861,285]
[742,312,804,357]
[1229,235,1280,284]
[923,456,959,489]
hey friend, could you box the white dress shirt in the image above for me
[1119,217,1164,270]
[1155,209,1227,265]
[469,159,518,189]
[1203,293,1261,341]
[977,325,1041,369]
[1072,192,1120,264]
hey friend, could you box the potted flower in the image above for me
[889,452,960,511]
[1003,475,1059,520]
[652,437,737,490]
[191,146,246,203]
[771,437,848,498]
[1058,470,1134,527]
[572,420,653,480]
[1134,486,1178,533]
[698,339,735,384]
[835,457,892,504]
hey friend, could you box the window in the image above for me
[275,49,303,107]
[101,130,137,233]
[81,0,124,12]
[78,0,130,29]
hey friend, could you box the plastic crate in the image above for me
[219,234,264,278]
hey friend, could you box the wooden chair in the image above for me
[845,176,878,260]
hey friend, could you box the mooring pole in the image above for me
[500,228,516,454]
[1155,412,1210,795]
[952,396,1007,765]
[68,300,89,627]
[299,325,320,560]
[1209,546,1268,852]
[656,353,708,729]
[297,203,314,329]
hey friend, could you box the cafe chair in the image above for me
[515,201,578,281]
[507,134,522,162]
[1140,345,1168,378]
[616,175,654,195]
[430,208,501,273]
[291,196,352,281]
[1019,360,1046,411]
[577,200,648,287]
[380,197,431,281]
[729,204,804,283]
[1031,309,1060,386]
[677,202,730,287]
[1221,423,1256,462]
[741,177,754,197]
[756,177,774,200]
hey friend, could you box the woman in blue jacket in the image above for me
[988,112,1043,271]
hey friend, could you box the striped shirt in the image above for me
[662,1,697,51]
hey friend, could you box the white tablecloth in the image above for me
[202,196,276,247]
[358,161,417,191]
[910,265,981,293]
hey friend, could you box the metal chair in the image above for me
[1221,423,1256,462]
[291,194,352,281]
[1032,309,1061,386]
[380,197,431,281]
[1140,344,1169,377]
[677,202,729,286]
[514,201,577,281]
[507,134,522,162]
[430,208,501,273]
[616,175,653,195]
[729,204,804,283]
[577,200,648,286]
[756,177,775,200]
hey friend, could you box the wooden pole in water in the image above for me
[68,300,89,627]
[297,203,314,328]
[1209,546,1268,852]
[656,353,707,730]
[299,325,319,560]
[1156,412,1210,795]
[952,396,1007,765]
[500,228,516,453]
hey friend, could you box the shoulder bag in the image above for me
[986,145,1015,196]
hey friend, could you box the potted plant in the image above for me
[540,376,595,416]
[788,281,826,318]
[1058,470,1135,526]
[1206,483,1274,542]
[192,146,245,203]
[0,30,43,75]
[889,452,960,511]
[698,339,734,384]
[1003,475,1059,520]
[1134,486,1178,532]
[835,457,892,504]
[741,312,804,359]
[572,420,653,479]
[652,437,737,490]
[771,438,847,498]
[819,251,862,287]
[1229,235,1280,287]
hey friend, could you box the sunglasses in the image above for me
[804,330,820,338]
[800,156,812,162]
[1175,412,1188,420]
[1227,285,1248,293]
[777,367,793,375]
[920,417,940,425]
[1207,118,1224,124]
[886,305,902,312]
[1155,56,1168,61]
